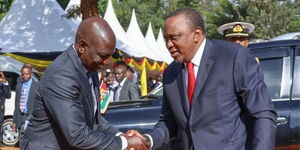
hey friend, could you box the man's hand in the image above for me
[125,130,144,139]
[12,123,16,132]
[126,135,150,150]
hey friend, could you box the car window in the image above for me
[259,57,290,100]
[292,56,300,99]
[252,47,291,101]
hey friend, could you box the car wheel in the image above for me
[2,118,19,146]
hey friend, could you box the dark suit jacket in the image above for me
[115,78,140,101]
[0,83,11,106]
[13,78,38,128]
[149,39,277,150]
[21,46,121,150]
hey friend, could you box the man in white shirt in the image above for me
[113,62,140,101]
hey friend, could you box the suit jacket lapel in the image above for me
[191,39,215,107]
[16,81,22,109]
[119,79,128,100]
[177,63,189,117]
[67,46,94,124]
[92,72,100,123]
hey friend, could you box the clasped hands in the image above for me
[124,130,150,150]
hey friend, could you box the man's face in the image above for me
[164,14,200,63]
[21,68,32,82]
[114,66,127,83]
[78,38,115,72]
[0,71,5,83]
[126,70,133,81]
[226,36,249,47]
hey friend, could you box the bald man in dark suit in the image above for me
[21,17,149,150]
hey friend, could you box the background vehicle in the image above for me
[249,40,300,150]
[104,39,300,150]
[1,55,39,146]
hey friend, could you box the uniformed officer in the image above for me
[217,21,255,47]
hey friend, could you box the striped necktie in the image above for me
[19,87,27,113]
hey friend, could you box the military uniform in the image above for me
[217,22,255,47]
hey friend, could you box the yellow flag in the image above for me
[140,61,148,96]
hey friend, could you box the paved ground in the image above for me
[0,147,19,150]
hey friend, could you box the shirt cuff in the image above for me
[144,134,153,148]
[2,82,8,85]
[115,132,123,136]
[119,135,128,150]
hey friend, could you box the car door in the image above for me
[251,46,293,149]
[289,46,300,149]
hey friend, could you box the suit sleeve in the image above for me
[42,69,122,150]
[233,48,277,150]
[129,82,140,101]
[149,74,178,149]
[1,83,11,99]
[13,82,20,124]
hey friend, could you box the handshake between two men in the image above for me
[124,130,151,150]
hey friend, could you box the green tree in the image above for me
[233,0,300,39]
[200,0,240,39]
[64,0,300,40]
[0,0,13,20]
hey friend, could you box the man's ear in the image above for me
[193,27,203,42]
[77,39,87,55]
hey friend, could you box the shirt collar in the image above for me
[73,45,89,74]
[23,77,32,85]
[119,77,127,87]
[190,38,206,67]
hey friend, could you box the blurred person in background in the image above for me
[153,73,163,89]
[114,62,140,101]
[126,65,138,84]
[0,71,11,146]
[13,64,38,143]
[99,70,115,114]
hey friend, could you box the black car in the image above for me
[104,39,300,150]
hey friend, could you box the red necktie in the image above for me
[186,62,196,104]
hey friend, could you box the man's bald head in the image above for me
[75,17,116,45]
[75,17,116,72]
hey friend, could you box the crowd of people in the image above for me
[0,7,277,150]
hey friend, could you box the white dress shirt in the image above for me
[184,38,206,85]
[146,38,207,148]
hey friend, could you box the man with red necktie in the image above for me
[127,8,277,150]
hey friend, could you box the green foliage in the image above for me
[56,0,70,10]
[1,0,299,40]
[0,0,13,20]
[98,0,167,38]
[233,0,300,39]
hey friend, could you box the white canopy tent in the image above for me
[103,0,142,57]
[126,9,159,60]
[0,0,78,53]
[156,28,173,64]
[145,22,165,62]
